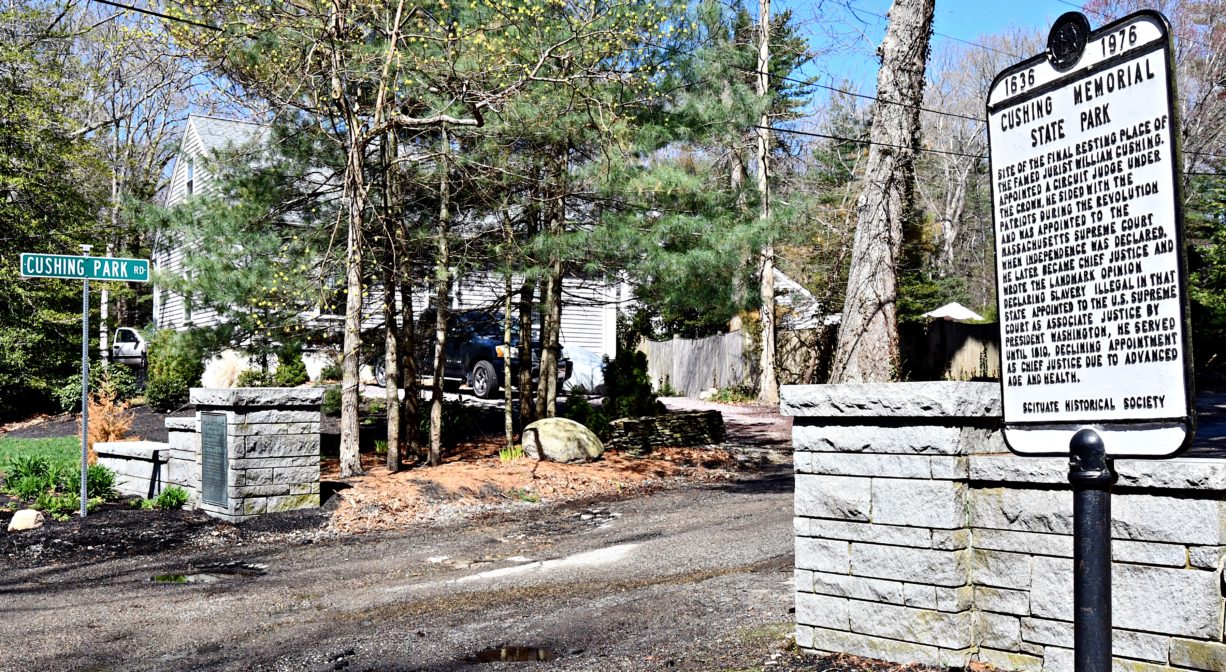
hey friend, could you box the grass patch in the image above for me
[0,437,79,476]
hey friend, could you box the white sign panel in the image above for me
[988,11,1192,457]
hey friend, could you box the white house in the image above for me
[153,114,627,367]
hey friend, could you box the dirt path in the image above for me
[661,397,793,449]
[0,398,820,670]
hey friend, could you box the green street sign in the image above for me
[20,253,150,282]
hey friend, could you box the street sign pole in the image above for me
[1069,429,1115,672]
[18,247,149,519]
[79,245,92,518]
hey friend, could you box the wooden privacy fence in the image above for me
[640,321,1000,397]
[638,332,749,397]
[899,320,1000,381]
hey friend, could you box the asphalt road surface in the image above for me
[3,467,796,672]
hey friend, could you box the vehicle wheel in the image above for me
[471,360,499,399]
[374,359,387,387]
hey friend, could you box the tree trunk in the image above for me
[102,126,117,368]
[535,262,562,418]
[534,274,555,419]
[503,272,515,447]
[428,128,452,467]
[399,264,420,460]
[517,188,539,427]
[381,251,401,472]
[339,169,366,478]
[517,276,537,426]
[334,0,366,479]
[829,0,935,383]
[380,134,401,472]
[727,81,747,334]
[755,0,779,405]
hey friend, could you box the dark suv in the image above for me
[375,310,571,399]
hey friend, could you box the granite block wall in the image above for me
[785,382,1226,672]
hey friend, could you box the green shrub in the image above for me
[322,385,342,416]
[33,492,101,520]
[602,350,659,420]
[53,363,140,412]
[4,454,54,482]
[561,395,611,439]
[152,486,189,510]
[710,384,755,404]
[145,330,205,412]
[273,343,310,387]
[5,459,116,503]
[236,368,273,387]
[2,455,65,500]
[656,375,679,398]
[417,397,476,448]
[10,473,55,501]
[318,362,343,382]
[65,463,118,500]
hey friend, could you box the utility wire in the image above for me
[726,63,987,123]
[762,124,1226,178]
[830,0,1023,58]
[757,124,988,159]
[88,0,221,31]
[79,0,1226,174]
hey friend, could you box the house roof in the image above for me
[188,114,268,154]
[922,302,985,322]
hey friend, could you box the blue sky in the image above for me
[778,0,1100,97]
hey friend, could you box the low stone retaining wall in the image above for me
[165,416,200,506]
[784,382,1226,672]
[605,410,726,453]
[96,441,170,499]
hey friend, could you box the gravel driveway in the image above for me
[4,468,797,671]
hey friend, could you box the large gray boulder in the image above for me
[523,417,605,463]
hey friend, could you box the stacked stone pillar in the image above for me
[189,388,323,522]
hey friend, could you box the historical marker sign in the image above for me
[988,10,1193,457]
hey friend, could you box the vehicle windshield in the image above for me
[461,312,536,342]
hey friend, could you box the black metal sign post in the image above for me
[1069,429,1115,672]
[986,10,1195,672]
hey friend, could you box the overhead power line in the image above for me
[831,0,1023,59]
[88,0,221,31]
[757,124,988,159]
[761,124,1226,179]
[727,63,987,123]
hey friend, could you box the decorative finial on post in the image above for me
[1047,12,1091,71]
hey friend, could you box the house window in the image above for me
[186,158,194,196]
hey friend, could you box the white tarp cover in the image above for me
[922,302,984,323]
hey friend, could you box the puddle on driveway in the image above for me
[151,563,267,584]
[472,646,555,663]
